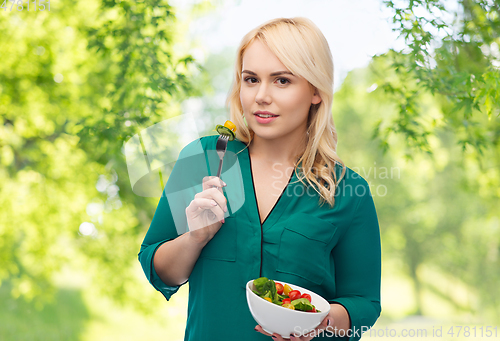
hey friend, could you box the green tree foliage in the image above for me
[0,0,199,309]
[334,63,500,321]
[376,0,500,156]
[371,3,499,319]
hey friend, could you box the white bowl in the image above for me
[246,279,331,338]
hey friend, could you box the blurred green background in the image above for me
[1,0,499,340]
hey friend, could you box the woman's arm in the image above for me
[330,181,382,340]
[138,190,187,300]
[141,176,227,296]
[139,137,226,299]
[328,303,350,334]
[153,232,206,286]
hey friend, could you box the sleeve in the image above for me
[138,194,183,301]
[329,182,382,341]
[137,138,208,300]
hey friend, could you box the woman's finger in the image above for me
[202,176,226,191]
[186,198,224,219]
[289,333,306,340]
[255,318,330,340]
[254,325,273,337]
[254,325,289,340]
[194,188,227,212]
[291,316,330,340]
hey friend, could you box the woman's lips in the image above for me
[254,110,277,116]
[254,111,279,124]
[254,114,278,124]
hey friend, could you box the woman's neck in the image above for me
[248,134,307,166]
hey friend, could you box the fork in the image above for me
[215,134,230,179]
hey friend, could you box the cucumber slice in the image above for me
[216,125,235,141]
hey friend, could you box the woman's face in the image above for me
[239,39,321,143]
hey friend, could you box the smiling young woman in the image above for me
[139,17,381,341]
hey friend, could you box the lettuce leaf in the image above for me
[253,278,282,304]
[291,298,315,312]
[253,277,268,295]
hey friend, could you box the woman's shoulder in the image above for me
[334,163,372,197]
[342,166,369,185]
[177,135,216,158]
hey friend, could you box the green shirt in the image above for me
[139,135,381,340]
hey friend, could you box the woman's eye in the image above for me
[243,77,289,85]
[276,77,290,85]
[244,77,258,83]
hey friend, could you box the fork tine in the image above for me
[215,135,230,179]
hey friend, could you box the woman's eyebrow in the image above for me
[242,70,295,77]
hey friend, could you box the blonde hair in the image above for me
[226,17,346,208]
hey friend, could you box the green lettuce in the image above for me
[291,298,315,312]
[253,277,279,304]
[253,277,268,295]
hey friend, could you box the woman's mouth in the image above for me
[254,112,279,124]
[255,113,278,118]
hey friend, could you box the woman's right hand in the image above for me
[185,176,228,245]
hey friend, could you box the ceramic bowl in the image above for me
[246,279,331,338]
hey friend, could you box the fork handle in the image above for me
[216,158,223,178]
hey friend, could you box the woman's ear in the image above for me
[311,89,322,105]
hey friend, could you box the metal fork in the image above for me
[215,134,230,179]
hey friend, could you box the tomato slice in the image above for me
[288,290,301,301]
[282,303,295,310]
[300,293,312,303]
[275,282,284,295]
[283,284,292,296]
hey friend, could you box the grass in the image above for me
[0,277,188,341]
[79,284,188,341]
[0,283,90,341]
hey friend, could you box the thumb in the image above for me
[322,316,331,329]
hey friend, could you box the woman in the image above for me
[139,17,381,341]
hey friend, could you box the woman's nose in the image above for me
[255,83,272,105]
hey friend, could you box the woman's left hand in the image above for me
[254,315,330,340]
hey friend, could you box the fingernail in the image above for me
[222,181,227,186]
[254,328,259,332]
[211,200,217,206]
[224,206,228,212]
[222,218,225,223]
[272,336,277,340]
[289,334,295,339]
[327,319,331,326]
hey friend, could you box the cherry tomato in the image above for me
[288,290,301,301]
[282,303,295,310]
[300,293,312,303]
[282,298,291,305]
[275,282,284,295]
[283,284,292,296]
[224,120,236,132]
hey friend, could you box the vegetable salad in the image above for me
[252,277,320,312]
